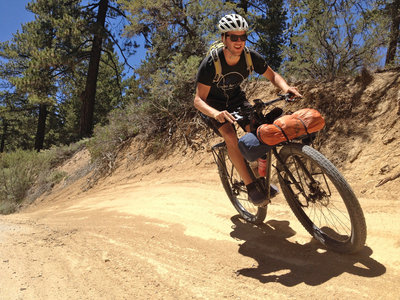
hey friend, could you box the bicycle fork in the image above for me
[272,147,310,204]
[264,149,273,201]
[250,149,273,202]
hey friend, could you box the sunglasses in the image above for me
[226,33,247,42]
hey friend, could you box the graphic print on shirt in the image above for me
[216,71,245,97]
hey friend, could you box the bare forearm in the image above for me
[194,96,235,124]
[270,72,290,93]
[194,96,219,118]
[263,67,302,98]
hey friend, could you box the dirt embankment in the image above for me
[0,70,399,299]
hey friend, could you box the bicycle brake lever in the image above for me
[280,92,298,102]
[231,111,243,121]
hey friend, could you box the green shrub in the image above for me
[87,54,203,176]
[87,106,140,172]
[0,150,45,205]
[0,140,87,214]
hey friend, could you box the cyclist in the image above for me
[194,14,302,206]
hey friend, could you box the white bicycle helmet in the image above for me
[218,14,248,33]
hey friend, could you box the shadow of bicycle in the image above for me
[230,215,386,286]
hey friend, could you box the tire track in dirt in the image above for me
[0,177,397,299]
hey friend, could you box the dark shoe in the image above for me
[248,184,279,207]
[248,187,269,207]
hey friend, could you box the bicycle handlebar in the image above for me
[256,93,296,107]
[231,93,297,122]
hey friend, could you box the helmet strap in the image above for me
[221,33,226,44]
[221,33,240,59]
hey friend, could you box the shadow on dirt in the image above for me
[230,215,386,286]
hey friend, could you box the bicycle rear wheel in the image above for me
[277,143,367,253]
[213,143,266,224]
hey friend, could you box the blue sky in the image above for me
[0,1,34,43]
[0,1,145,75]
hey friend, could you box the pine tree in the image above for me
[252,0,287,71]
[117,0,237,137]
[0,91,37,151]
[0,0,85,151]
[78,0,135,138]
[385,0,400,65]
[0,0,126,149]
[79,0,109,138]
[283,0,386,80]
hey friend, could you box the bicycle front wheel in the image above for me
[214,143,266,224]
[277,143,367,253]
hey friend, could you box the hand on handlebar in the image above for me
[286,86,303,100]
[213,110,236,124]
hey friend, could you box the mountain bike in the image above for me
[211,94,367,253]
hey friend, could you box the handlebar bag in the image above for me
[256,108,325,146]
[238,132,271,161]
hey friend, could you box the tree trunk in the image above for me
[79,0,109,138]
[385,0,400,66]
[1,119,7,153]
[34,104,48,152]
[239,0,249,13]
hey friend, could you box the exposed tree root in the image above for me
[376,171,400,187]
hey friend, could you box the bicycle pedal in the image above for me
[270,184,279,198]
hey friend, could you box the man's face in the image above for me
[223,30,247,56]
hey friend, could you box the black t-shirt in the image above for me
[196,48,269,110]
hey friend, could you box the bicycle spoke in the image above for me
[216,147,266,223]
[285,152,356,239]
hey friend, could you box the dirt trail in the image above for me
[1,70,400,299]
[0,146,399,300]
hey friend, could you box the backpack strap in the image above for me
[244,46,254,75]
[211,46,253,83]
[211,47,222,83]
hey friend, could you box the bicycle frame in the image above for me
[210,94,367,253]
[212,139,320,204]
[272,146,310,202]
[211,93,315,202]
[264,149,273,200]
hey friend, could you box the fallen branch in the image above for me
[376,171,400,187]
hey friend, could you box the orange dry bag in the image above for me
[256,108,325,146]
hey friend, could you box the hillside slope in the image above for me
[244,69,400,201]
[0,70,399,299]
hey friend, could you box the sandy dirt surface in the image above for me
[0,146,399,300]
[1,71,400,299]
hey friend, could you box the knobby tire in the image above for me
[277,143,367,253]
[215,145,266,224]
